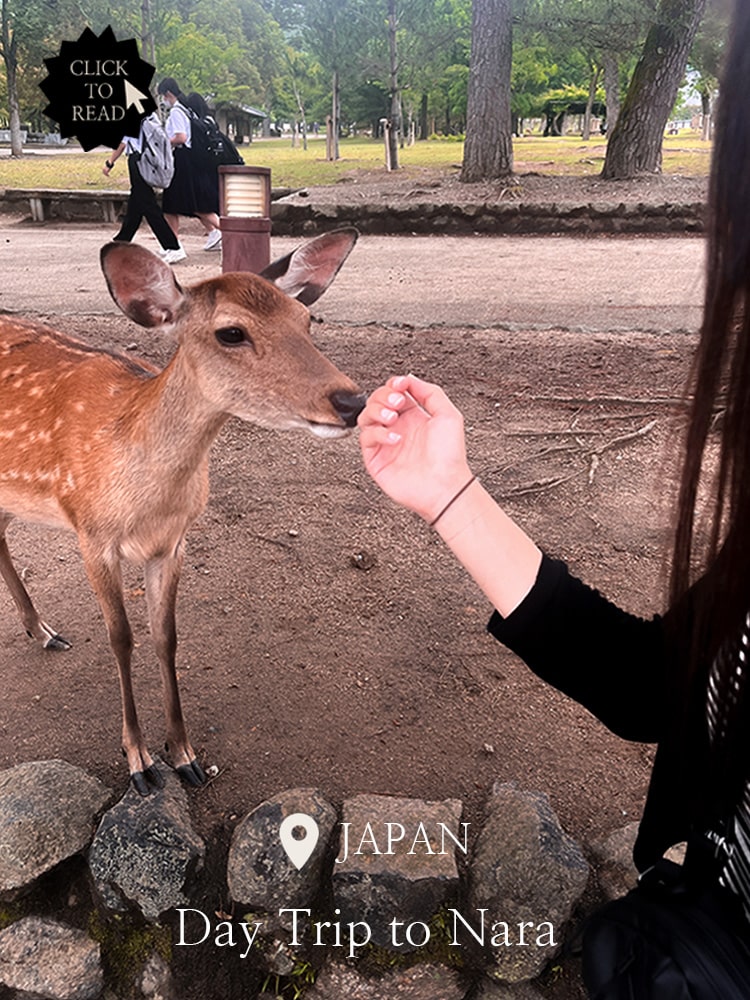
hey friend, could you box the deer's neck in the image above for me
[126,350,229,475]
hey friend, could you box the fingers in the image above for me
[357,373,456,432]
[357,384,409,432]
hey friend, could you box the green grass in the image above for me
[0,132,711,192]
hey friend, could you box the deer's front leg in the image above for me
[0,515,71,650]
[80,541,161,794]
[144,550,206,787]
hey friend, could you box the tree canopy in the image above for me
[0,0,727,171]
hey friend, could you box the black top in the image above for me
[487,554,716,871]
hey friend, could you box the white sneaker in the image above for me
[203,229,222,251]
[160,246,187,264]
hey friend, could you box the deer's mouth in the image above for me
[306,421,352,440]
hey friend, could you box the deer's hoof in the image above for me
[35,622,72,650]
[176,759,207,787]
[44,633,72,651]
[131,770,152,796]
[130,764,165,795]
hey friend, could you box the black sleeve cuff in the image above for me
[487,553,567,646]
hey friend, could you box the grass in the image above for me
[0,132,711,191]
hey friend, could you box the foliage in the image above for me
[0,0,719,175]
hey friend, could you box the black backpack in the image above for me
[187,110,244,168]
[582,836,750,999]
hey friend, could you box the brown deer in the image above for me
[0,229,365,793]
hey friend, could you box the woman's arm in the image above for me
[102,141,126,177]
[359,373,670,742]
[358,373,542,617]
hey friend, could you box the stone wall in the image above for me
[0,187,706,236]
[269,198,706,237]
[0,759,641,1000]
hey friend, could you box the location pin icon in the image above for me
[279,813,320,871]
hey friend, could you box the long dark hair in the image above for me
[185,92,211,119]
[671,0,750,813]
[157,77,188,104]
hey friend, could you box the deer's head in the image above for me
[100,229,365,437]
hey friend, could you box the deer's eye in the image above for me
[215,326,249,347]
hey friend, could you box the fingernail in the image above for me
[381,407,396,421]
[387,431,401,443]
[387,392,404,406]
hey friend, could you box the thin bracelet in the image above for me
[429,475,478,528]
[105,160,114,169]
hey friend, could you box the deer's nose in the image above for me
[330,389,367,427]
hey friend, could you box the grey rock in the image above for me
[0,916,103,1000]
[332,794,464,950]
[305,961,467,1000]
[138,951,174,1000]
[589,823,686,900]
[88,762,204,922]
[227,787,337,925]
[588,822,639,901]
[0,760,113,896]
[468,782,589,982]
[473,978,547,999]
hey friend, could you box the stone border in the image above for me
[0,186,706,235]
[270,197,706,236]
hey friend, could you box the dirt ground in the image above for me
[0,172,705,994]
[282,162,708,210]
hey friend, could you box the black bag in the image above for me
[188,110,244,167]
[582,838,750,999]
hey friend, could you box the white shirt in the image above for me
[166,103,191,148]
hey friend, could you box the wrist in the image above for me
[429,475,478,528]
[105,159,114,169]
[418,465,475,524]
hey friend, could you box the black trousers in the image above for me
[114,154,180,250]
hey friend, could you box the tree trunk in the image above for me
[460,0,513,182]
[329,70,340,161]
[601,0,707,179]
[700,87,711,141]
[582,65,601,141]
[141,0,155,68]
[387,0,400,170]
[602,50,620,135]
[1,0,22,157]
[419,93,428,140]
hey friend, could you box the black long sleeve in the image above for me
[487,555,669,743]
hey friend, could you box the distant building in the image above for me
[211,103,268,143]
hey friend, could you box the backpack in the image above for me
[187,109,244,168]
[582,839,750,999]
[137,115,174,190]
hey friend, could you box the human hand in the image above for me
[358,374,474,523]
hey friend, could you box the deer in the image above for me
[0,228,365,794]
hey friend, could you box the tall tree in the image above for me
[460,0,513,181]
[601,0,707,178]
[1,0,21,155]
[303,0,368,160]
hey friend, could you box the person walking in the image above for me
[358,0,750,994]
[156,78,221,252]
[102,113,186,264]
[184,92,222,252]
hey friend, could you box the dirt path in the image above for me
[0,211,701,997]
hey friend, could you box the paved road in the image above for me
[0,215,705,333]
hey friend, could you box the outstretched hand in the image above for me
[358,374,474,523]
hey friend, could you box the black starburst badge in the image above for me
[40,26,157,151]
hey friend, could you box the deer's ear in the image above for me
[261,228,358,305]
[100,243,186,328]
